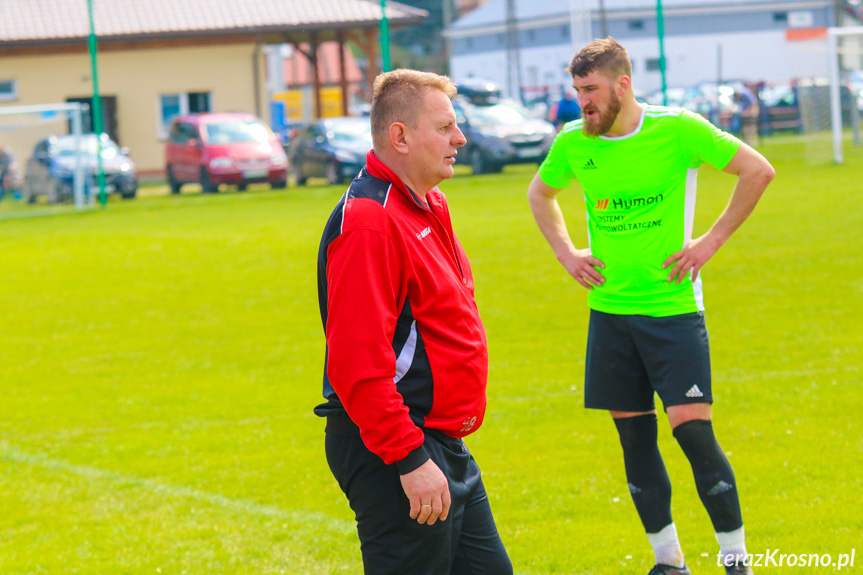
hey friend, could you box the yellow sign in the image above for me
[321,87,344,118]
[273,90,303,121]
[273,88,345,120]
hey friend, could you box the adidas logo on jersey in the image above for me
[685,384,704,398]
[583,158,597,170]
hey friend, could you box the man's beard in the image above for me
[582,91,622,137]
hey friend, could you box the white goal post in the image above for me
[0,102,87,209]
[829,26,863,164]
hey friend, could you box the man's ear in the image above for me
[389,122,410,155]
[616,75,631,97]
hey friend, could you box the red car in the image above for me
[165,112,288,193]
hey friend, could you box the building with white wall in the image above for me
[445,0,860,100]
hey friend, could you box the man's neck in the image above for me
[605,98,645,138]
[374,149,433,201]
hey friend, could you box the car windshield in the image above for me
[466,104,529,126]
[760,84,796,107]
[327,121,372,144]
[204,120,271,144]
[52,136,122,159]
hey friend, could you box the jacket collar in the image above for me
[366,150,430,210]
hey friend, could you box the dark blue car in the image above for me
[286,117,371,186]
[23,133,138,203]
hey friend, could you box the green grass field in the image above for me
[1,133,861,574]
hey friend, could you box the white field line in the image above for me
[0,443,354,536]
[7,413,301,443]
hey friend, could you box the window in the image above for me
[646,58,662,72]
[169,122,199,144]
[158,91,211,138]
[188,92,210,113]
[628,20,645,30]
[0,80,17,102]
[561,26,569,38]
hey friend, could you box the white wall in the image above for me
[451,29,832,97]
[629,30,831,93]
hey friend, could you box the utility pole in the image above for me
[598,0,608,37]
[380,0,391,72]
[87,0,106,206]
[442,0,455,76]
[656,0,668,105]
[505,0,523,103]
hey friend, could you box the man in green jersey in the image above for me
[528,38,774,575]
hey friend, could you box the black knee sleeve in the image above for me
[614,414,673,533]
[673,419,743,532]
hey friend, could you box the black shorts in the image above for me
[584,310,713,412]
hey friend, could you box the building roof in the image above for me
[449,0,829,32]
[283,42,365,87]
[0,0,426,47]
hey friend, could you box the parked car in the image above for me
[0,145,23,199]
[23,133,137,204]
[286,116,372,185]
[453,99,556,175]
[757,82,803,134]
[165,112,288,194]
[455,79,502,105]
[645,86,689,108]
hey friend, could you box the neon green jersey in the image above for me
[539,105,742,317]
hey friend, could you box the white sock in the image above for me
[647,523,685,568]
[716,526,748,566]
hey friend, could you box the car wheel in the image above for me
[293,164,307,186]
[121,187,137,200]
[200,167,218,194]
[470,148,486,175]
[326,161,340,186]
[46,179,61,204]
[23,179,38,204]
[166,165,182,194]
[57,183,74,203]
[271,180,287,190]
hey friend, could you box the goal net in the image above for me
[0,102,88,213]
[827,26,863,163]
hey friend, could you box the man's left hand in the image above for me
[662,234,721,283]
[400,459,451,526]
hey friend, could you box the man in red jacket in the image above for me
[315,69,512,574]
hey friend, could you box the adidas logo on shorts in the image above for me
[685,384,704,398]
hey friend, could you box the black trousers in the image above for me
[325,416,512,575]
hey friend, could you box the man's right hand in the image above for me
[559,248,605,290]
[400,459,451,525]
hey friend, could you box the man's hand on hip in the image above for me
[400,458,451,525]
[560,248,606,290]
[662,234,721,283]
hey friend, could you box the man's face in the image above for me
[573,70,622,137]
[406,89,467,188]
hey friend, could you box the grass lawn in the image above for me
[1,133,861,574]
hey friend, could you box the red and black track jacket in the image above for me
[315,151,488,473]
